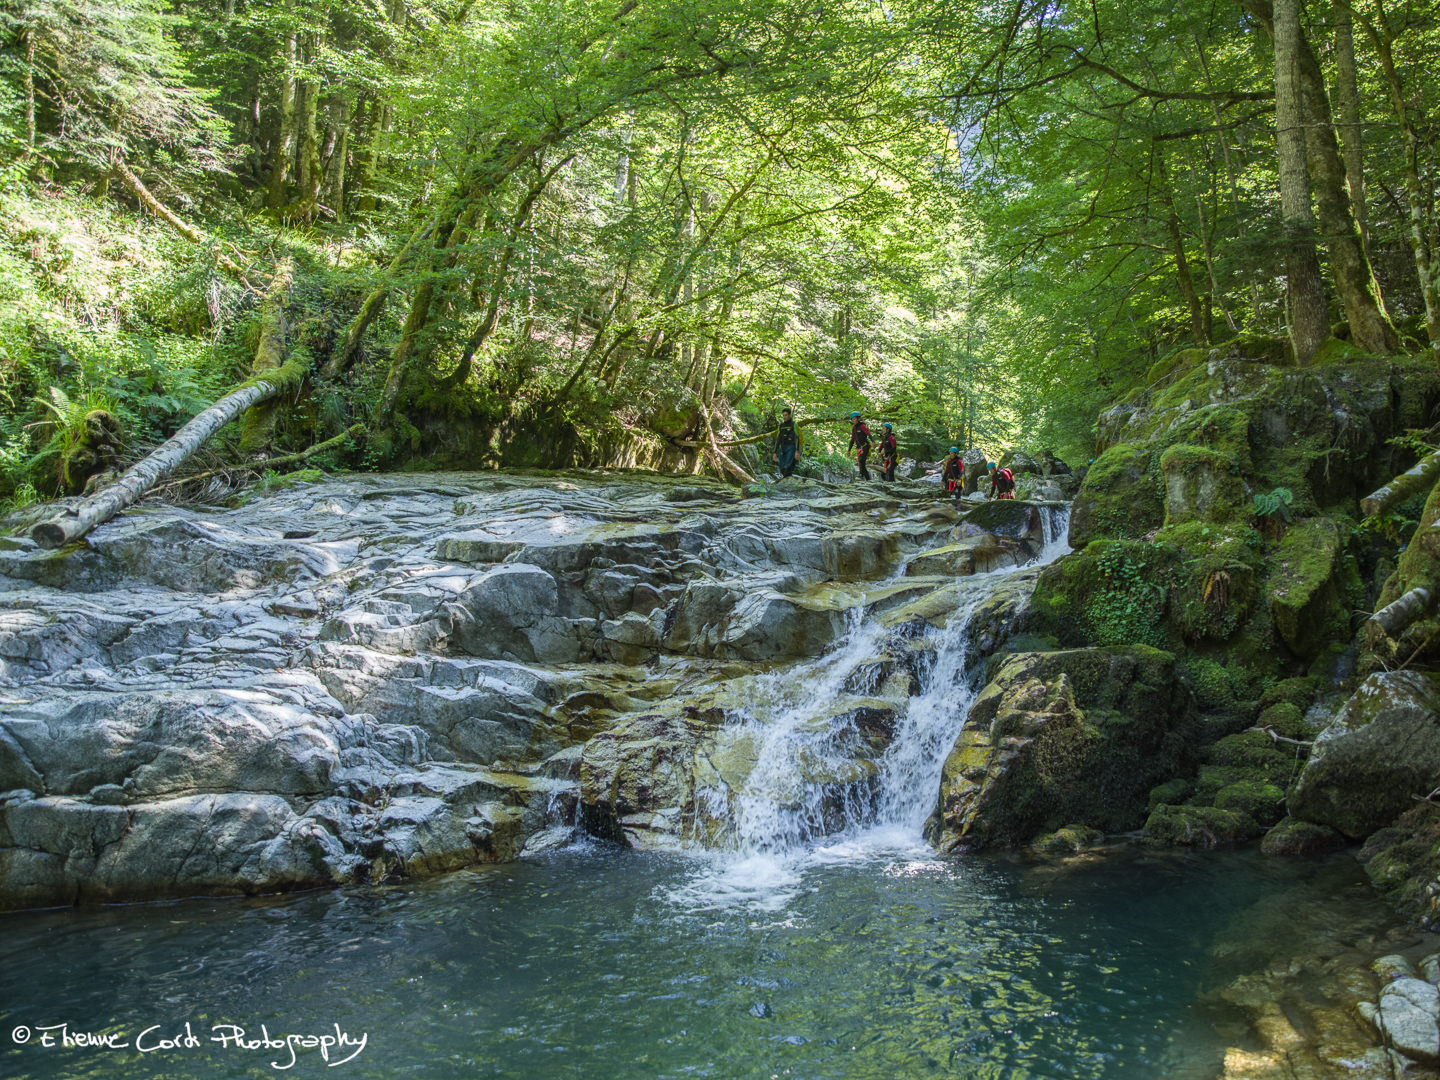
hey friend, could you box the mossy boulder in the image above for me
[1358,803,1440,926]
[1067,443,1163,549]
[1144,804,1263,847]
[1028,824,1104,856]
[1288,671,1440,838]
[1213,780,1286,826]
[1160,444,1249,527]
[1028,540,1181,649]
[1160,522,1263,643]
[929,645,1196,850]
[1260,816,1346,857]
[1265,517,1352,660]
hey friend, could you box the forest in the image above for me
[1,0,1437,506]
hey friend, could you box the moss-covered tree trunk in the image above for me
[238,258,295,454]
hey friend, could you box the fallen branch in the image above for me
[1370,586,1436,637]
[31,265,309,549]
[1361,449,1440,517]
[1247,726,1314,748]
[150,423,366,495]
[112,157,250,281]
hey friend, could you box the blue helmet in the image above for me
[849,412,861,418]
[883,422,893,430]
[949,447,958,454]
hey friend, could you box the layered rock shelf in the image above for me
[0,472,1061,909]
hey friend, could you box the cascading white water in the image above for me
[670,506,1072,910]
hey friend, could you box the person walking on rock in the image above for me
[848,412,872,480]
[879,423,898,482]
[941,447,964,496]
[772,407,804,478]
[987,461,1016,500]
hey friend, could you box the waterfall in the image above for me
[671,506,1072,909]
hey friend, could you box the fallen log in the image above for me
[31,266,309,550]
[669,414,845,451]
[151,423,366,495]
[238,259,295,454]
[112,158,250,282]
[1361,449,1440,517]
[1370,586,1436,636]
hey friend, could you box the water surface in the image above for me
[0,843,1394,1080]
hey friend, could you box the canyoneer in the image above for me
[848,412,871,480]
[879,423,898,481]
[987,462,1016,500]
[941,448,964,496]
[772,406,804,478]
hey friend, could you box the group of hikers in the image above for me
[770,408,1016,499]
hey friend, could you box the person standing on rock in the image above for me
[772,407,804,478]
[879,423,898,481]
[848,412,872,480]
[942,448,964,496]
[987,461,1016,500]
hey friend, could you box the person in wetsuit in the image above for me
[848,412,871,480]
[987,461,1016,500]
[772,407,803,477]
[879,423,898,481]
[941,448,964,496]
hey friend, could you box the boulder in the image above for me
[1068,443,1163,548]
[1259,816,1347,856]
[961,448,988,496]
[928,646,1195,850]
[960,500,1048,547]
[1143,804,1263,847]
[1358,978,1440,1066]
[1289,671,1440,837]
[904,535,1024,577]
[1265,518,1349,661]
[998,449,1041,476]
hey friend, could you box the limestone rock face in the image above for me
[928,646,1195,850]
[1,471,1070,908]
[1289,671,1440,837]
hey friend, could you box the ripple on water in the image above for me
[1,845,1417,1080]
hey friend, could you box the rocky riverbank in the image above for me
[0,470,1068,909]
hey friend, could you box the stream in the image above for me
[0,482,1425,1078]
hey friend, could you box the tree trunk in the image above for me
[1269,0,1330,364]
[1332,0,1369,254]
[321,93,350,222]
[31,264,309,549]
[1244,0,1396,354]
[296,53,321,209]
[323,213,437,378]
[267,29,297,209]
[23,29,35,155]
[376,211,465,424]
[238,258,295,454]
[1159,155,1208,345]
[1359,0,1440,357]
[1371,587,1435,636]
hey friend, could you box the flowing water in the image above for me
[0,506,1416,1078]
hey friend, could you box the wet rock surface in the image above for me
[0,472,1062,908]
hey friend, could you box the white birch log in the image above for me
[1361,449,1440,517]
[1370,587,1435,636]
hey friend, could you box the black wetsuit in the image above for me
[880,432,897,481]
[775,419,799,477]
[849,421,871,480]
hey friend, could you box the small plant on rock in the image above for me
[1252,487,1294,539]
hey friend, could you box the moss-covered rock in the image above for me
[1144,804,1263,847]
[1288,671,1440,838]
[1260,816,1347,857]
[1160,443,1249,527]
[1358,803,1440,927]
[928,646,1196,851]
[1265,517,1351,660]
[1067,443,1163,548]
[1148,778,1193,811]
[1161,522,1264,643]
[1028,824,1104,856]
[1029,540,1181,649]
[1214,780,1286,826]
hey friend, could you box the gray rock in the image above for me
[1289,671,1440,837]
